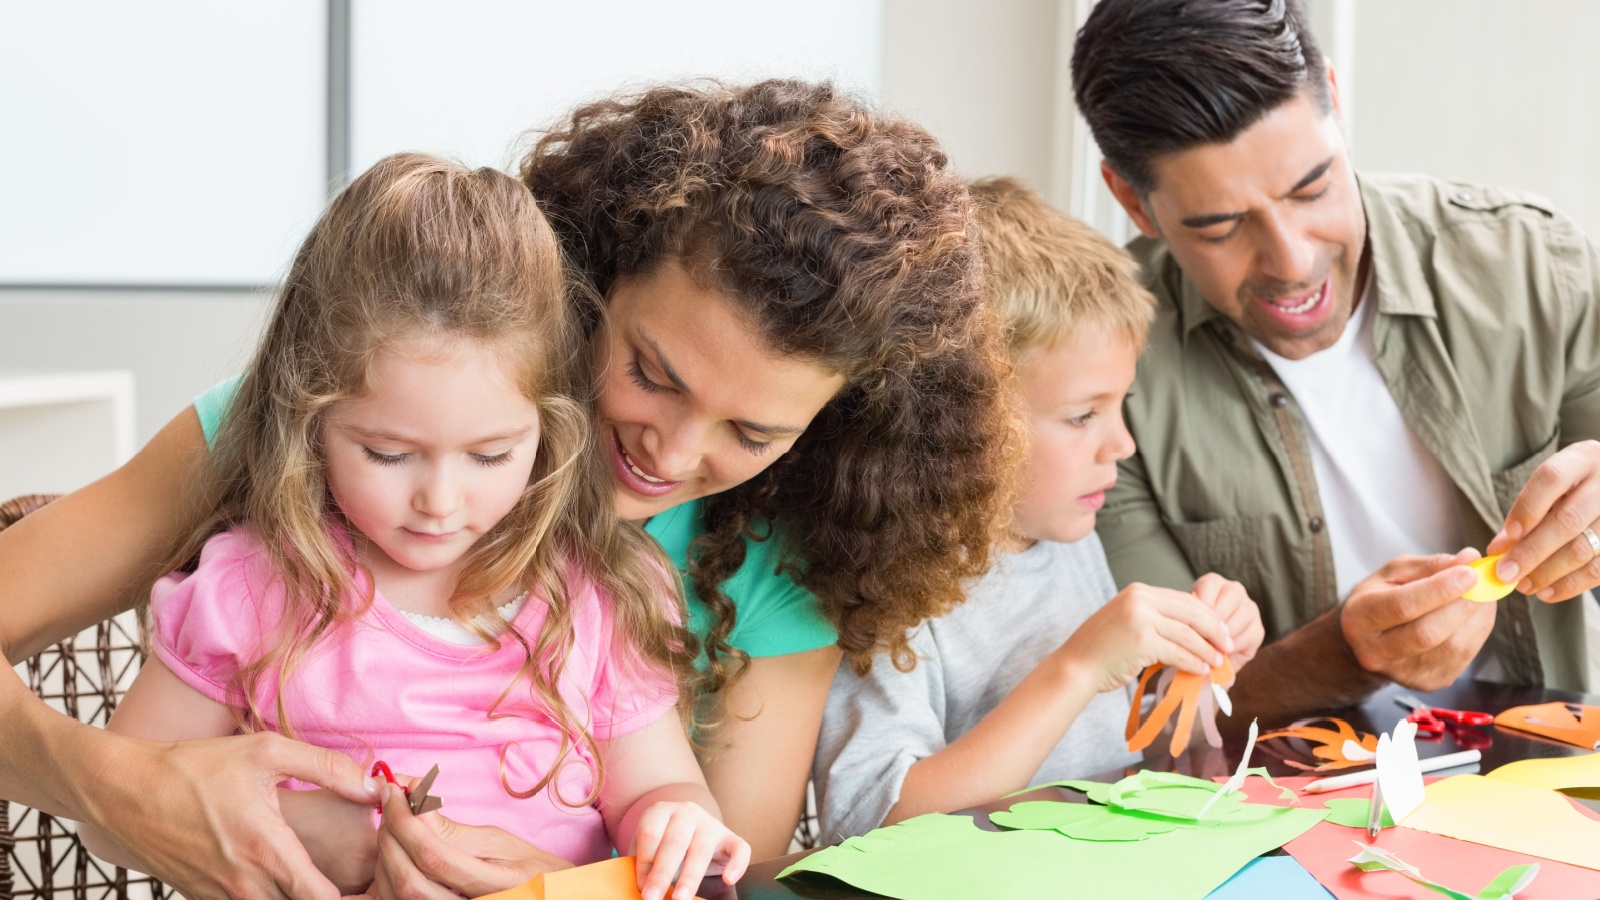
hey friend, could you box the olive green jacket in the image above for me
[1100,173,1600,692]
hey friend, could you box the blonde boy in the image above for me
[812,178,1265,840]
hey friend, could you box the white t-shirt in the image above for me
[1254,287,1465,601]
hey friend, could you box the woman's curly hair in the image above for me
[521,79,1022,692]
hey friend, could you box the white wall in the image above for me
[1350,0,1600,237]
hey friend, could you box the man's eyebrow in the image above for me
[1178,157,1336,230]
[639,331,805,437]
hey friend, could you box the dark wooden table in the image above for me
[716,678,1600,899]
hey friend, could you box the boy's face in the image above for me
[1013,330,1139,544]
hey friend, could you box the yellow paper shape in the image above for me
[1463,555,1516,602]
[1402,774,1600,871]
[474,857,707,900]
[1487,753,1600,799]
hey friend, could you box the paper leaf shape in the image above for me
[1126,656,1236,757]
[1493,702,1600,750]
[989,800,1178,841]
[1256,717,1380,772]
[1321,798,1395,829]
[475,856,705,900]
[1348,841,1539,900]
[1464,555,1517,603]
[1376,720,1426,824]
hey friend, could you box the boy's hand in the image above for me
[1058,583,1232,693]
[632,800,751,900]
[1189,573,1265,676]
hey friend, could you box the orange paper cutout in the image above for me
[1494,702,1600,750]
[1125,657,1235,758]
[474,856,707,900]
[1255,717,1380,772]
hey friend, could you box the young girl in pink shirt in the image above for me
[79,153,748,900]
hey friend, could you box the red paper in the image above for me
[1228,776,1600,900]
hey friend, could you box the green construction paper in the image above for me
[989,800,1179,841]
[1321,798,1395,829]
[780,804,1328,900]
[1012,778,1111,804]
[1106,770,1247,822]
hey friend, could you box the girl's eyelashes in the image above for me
[626,356,667,394]
[1065,410,1098,428]
[362,447,407,466]
[471,451,515,467]
[361,446,515,466]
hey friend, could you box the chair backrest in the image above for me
[0,495,172,900]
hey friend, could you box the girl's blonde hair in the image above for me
[178,152,690,806]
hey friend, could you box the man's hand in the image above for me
[1340,550,1493,692]
[81,731,378,900]
[1487,440,1600,603]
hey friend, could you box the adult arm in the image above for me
[1486,229,1600,601]
[699,645,841,860]
[0,407,376,900]
[1230,551,1488,724]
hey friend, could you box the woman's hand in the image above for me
[632,800,751,900]
[364,783,571,900]
[80,730,379,900]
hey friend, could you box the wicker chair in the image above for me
[0,495,171,900]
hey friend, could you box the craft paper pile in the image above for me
[1229,774,1600,900]
[1484,752,1600,799]
[780,769,1324,900]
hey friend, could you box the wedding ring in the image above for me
[1585,527,1600,560]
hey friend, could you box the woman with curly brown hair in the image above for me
[0,79,1017,893]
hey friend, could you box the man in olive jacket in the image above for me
[1075,0,1600,721]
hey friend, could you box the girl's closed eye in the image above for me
[1065,410,1098,428]
[362,447,408,466]
[471,450,516,467]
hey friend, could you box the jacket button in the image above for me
[1455,189,1475,204]
[1309,516,1325,533]
[1270,392,1289,408]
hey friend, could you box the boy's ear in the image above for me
[1101,162,1161,239]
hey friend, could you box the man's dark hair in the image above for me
[1072,0,1330,195]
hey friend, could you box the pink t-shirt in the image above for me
[151,527,678,865]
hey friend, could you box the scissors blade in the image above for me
[1393,692,1425,712]
[410,764,442,816]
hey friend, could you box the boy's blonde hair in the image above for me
[175,153,690,808]
[969,176,1156,358]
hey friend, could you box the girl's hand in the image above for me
[1056,582,1232,693]
[632,800,751,900]
[366,782,571,900]
[277,787,379,896]
[1189,573,1265,674]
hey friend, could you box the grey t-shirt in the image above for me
[812,534,1140,840]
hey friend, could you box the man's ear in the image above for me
[1101,161,1160,239]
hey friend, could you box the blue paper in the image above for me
[1206,855,1333,899]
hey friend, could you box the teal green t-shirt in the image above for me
[192,377,836,659]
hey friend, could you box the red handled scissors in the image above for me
[371,761,444,815]
[1394,693,1493,749]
